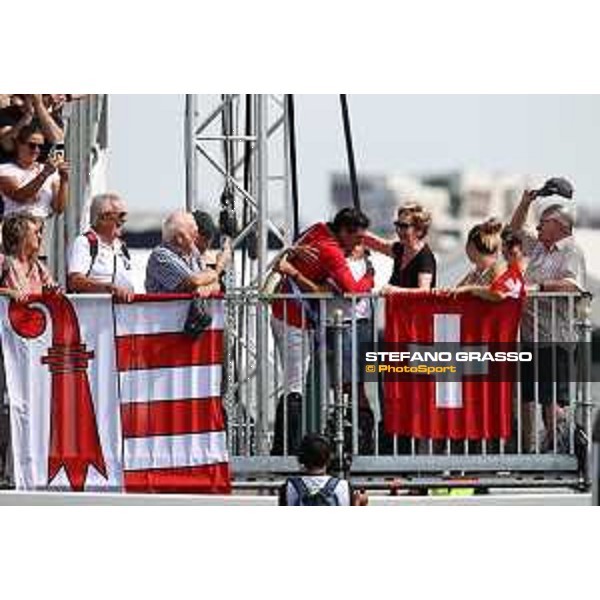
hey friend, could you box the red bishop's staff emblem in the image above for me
[8,292,108,491]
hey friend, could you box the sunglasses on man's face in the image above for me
[26,142,43,151]
[394,221,412,230]
[102,211,128,222]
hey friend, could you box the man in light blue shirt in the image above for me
[145,210,226,294]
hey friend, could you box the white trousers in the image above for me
[270,317,312,395]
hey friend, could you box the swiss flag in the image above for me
[383,293,524,440]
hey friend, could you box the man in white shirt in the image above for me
[67,193,135,302]
[510,187,587,452]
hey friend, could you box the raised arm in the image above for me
[325,249,374,293]
[0,102,34,154]
[0,161,57,204]
[51,160,69,214]
[362,231,395,256]
[31,95,64,143]
[510,190,536,232]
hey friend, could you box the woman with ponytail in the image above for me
[452,218,524,301]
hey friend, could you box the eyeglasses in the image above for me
[26,142,43,151]
[394,221,412,230]
[102,211,128,222]
[538,218,556,227]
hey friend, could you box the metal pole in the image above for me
[576,292,594,485]
[254,95,270,455]
[339,94,361,211]
[332,309,346,478]
[184,94,198,211]
[592,411,600,505]
[282,96,293,247]
[285,94,300,240]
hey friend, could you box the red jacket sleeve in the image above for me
[320,244,374,293]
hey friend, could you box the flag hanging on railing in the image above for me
[383,293,524,440]
[115,297,229,493]
[0,294,230,493]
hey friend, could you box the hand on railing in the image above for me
[379,284,396,296]
[352,489,369,506]
[448,285,475,298]
[108,284,135,303]
[194,282,221,298]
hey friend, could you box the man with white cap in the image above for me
[510,178,587,453]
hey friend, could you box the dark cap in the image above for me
[535,177,574,200]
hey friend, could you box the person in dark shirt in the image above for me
[363,203,437,455]
[363,202,437,293]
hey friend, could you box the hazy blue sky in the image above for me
[108,94,600,222]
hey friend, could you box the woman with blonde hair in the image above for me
[363,202,437,293]
[0,213,56,302]
[364,203,437,455]
[452,218,525,301]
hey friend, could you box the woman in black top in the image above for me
[363,202,437,292]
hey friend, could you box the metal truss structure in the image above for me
[184,95,295,455]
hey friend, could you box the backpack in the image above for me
[83,230,130,277]
[287,476,340,506]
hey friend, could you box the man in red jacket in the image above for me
[271,207,374,455]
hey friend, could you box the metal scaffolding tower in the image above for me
[184,94,294,284]
[184,94,295,455]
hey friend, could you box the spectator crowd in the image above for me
[0,94,589,489]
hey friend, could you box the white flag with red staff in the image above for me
[0,294,122,491]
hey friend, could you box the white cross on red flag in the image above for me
[383,292,523,440]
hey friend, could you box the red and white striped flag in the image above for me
[0,294,230,493]
[115,296,230,493]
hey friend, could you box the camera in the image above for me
[183,297,213,338]
[49,143,65,162]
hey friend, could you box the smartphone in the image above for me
[49,142,65,161]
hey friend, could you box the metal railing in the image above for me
[223,289,595,491]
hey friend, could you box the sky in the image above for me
[108,94,600,223]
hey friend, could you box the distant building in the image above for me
[331,170,549,252]
[330,172,452,239]
[421,170,536,230]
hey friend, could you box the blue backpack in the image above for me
[288,476,340,506]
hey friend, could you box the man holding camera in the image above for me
[145,209,230,295]
[510,178,587,453]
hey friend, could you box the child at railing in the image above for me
[278,433,368,506]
